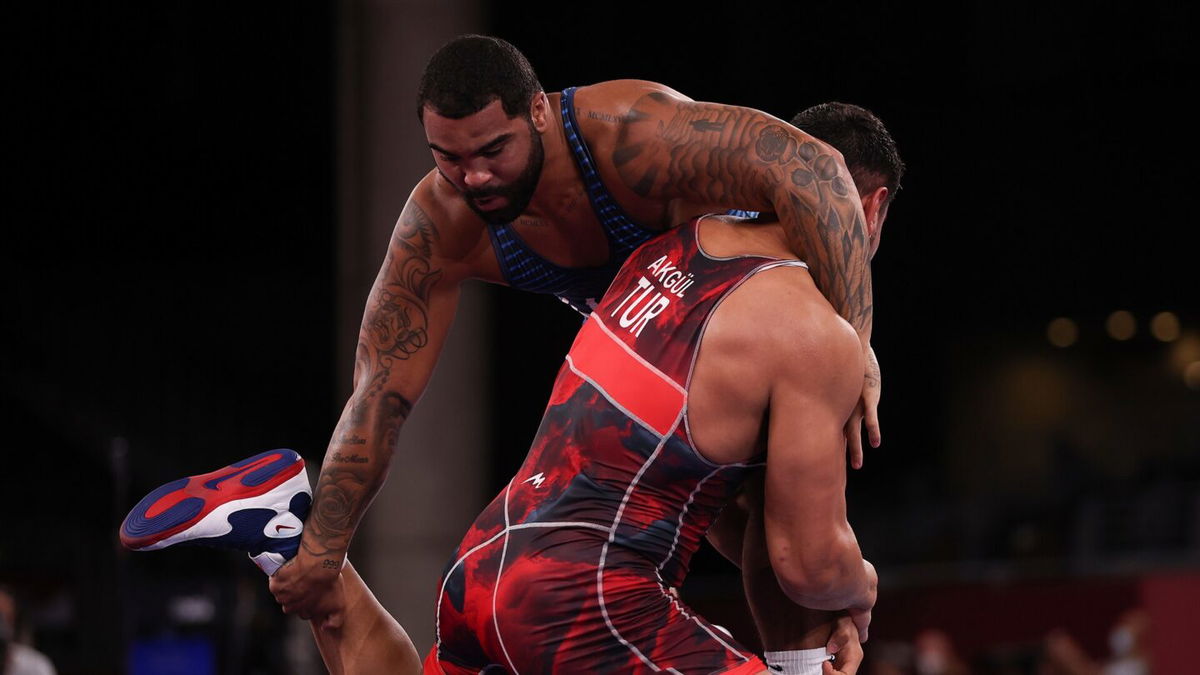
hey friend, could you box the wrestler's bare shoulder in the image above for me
[571,79,692,122]
[712,264,862,376]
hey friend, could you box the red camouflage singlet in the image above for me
[428,217,807,674]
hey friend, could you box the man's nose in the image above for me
[463,163,492,189]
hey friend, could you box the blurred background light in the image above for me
[1047,317,1078,347]
[168,595,216,625]
[1150,311,1180,342]
[1185,361,1200,390]
[1169,332,1200,372]
[1106,310,1136,341]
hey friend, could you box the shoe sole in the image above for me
[120,449,311,553]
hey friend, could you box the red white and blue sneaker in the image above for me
[120,448,312,575]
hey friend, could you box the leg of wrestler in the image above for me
[117,450,421,675]
[306,560,422,675]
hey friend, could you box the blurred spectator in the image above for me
[0,587,55,675]
[913,629,971,675]
[1104,610,1149,675]
[1042,609,1148,675]
[867,639,914,675]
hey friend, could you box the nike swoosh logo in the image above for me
[275,524,297,533]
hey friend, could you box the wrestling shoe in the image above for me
[120,448,312,575]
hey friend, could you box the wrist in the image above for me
[296,543,347,573]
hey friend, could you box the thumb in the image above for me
[847,414,864,470]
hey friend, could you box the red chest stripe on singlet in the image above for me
[565,316,686,436]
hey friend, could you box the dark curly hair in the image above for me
[417,35,543,122]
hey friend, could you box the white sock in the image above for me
[763,648,831,675]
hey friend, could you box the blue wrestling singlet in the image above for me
[487,87,660,316]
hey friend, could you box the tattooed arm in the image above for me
[270,189,466,624]
[606,83,872,341]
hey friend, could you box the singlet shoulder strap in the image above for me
[560,87,658,260]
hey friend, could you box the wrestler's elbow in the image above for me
[771,529,871,611]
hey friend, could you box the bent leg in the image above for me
[310,560,422,675]
[116,452,421,673]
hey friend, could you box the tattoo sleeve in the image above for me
[302,200,440,559]
[613,93,873,338]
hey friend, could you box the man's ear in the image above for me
[529,92,550,132]
[863,186,890,236]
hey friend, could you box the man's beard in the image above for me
[462,122,545,225]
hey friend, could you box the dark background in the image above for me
[4,1,1196,673]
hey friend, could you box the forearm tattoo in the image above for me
[304,201,435,558]
[613,93,873,335]
[303,466,366,557]
[865,348,881,389]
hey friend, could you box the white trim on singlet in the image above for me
[435,527,505,656]
[655,453,764,575]
[434,518,614,660]
[650,573,751,665]
[592,407,747,670]
[592,315,688,397]
[658,465,726,571]
[596,410,682,672]
[509,520,612,533]
[564,354,665,440]
[493,481,520,674]
[650,571,750,664]
[690,215,812,266]
[658,581,751,663]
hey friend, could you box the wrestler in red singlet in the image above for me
[427,216,807,674]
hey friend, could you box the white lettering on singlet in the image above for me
[609,255,694,337]
[645,255,696,297]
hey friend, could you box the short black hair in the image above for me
[790,102,904,203]
[417,35,543,122]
